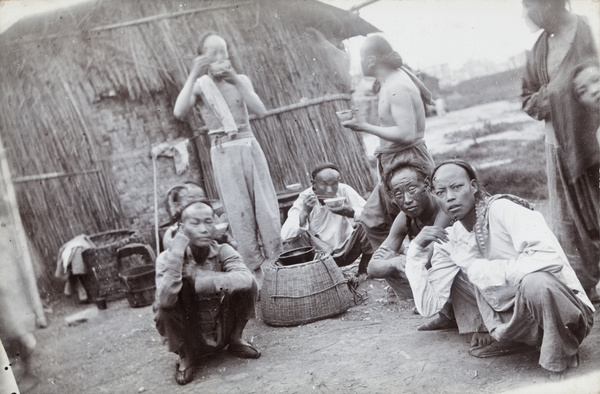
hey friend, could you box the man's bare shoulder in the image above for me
[390,211,411,234]
[234,74,252,86]
[382,70,418,97]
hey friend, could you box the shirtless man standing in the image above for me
[342,36,436,251]
[174,33,282,284]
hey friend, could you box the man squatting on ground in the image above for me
[281,163,373,276]
[405,160,594,372]
[173,33,282,285]
[154,201,260,386]
[341,36,437,251]
[367,159,454,331]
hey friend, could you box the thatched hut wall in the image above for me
[0,0,378,292]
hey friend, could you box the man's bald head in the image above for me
[360,35,403,77]
[181,201,214,221]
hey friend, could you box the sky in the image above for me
[324,0,600,72]
[1,0,599,72]
[0,0,91,32]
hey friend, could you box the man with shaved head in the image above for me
[341,35,436,252]
[154,200,260,385]
[174,33,282,285]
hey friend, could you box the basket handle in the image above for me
[116,243,156,273]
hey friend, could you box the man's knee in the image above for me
[366,256,405,279]
[356,225,375,254]
[519,272,559,303]
[154,302,178,328]
[230,280,258,318]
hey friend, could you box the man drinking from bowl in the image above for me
[173,33,282,286]
[280,163,373,277]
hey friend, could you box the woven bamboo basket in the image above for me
[81,229,143,301]
[261,252,352,326]
[117,243,156,308]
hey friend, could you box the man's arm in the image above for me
[281,193,312,241]
[405,227,460,317]
[342,79,418,144]
[194,244,255,295]
[222,73,267,118]
[521,48,551,121]
[462,200,565,291]
[367,212,409,278]
[155,231,191,308]
[342,184,366,219]
[155,251,184,308]
[173,56,212,119]
[329,184,365,220]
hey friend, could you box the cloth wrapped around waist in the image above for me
[374,138,426,157]
[209,127,255,149]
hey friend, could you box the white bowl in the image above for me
[214,222,228,234]
[335,110,354,121]
[323,197,345,208]
[285,183,302,191]
[210,60,232,77]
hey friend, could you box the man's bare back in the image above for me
[377,69,426,150]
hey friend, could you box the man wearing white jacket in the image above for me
[281,163,373,275]
[405,160,594,373]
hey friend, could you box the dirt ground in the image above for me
[16,267,600,394]
[13,100,600,393]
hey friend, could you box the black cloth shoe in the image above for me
[228,343,261,359]
[175,362,195,385]
[468,341,536,358]
[417,313,457,331]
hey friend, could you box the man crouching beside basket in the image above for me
[153,200,260,386]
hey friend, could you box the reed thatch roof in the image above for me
[0,0,379,292]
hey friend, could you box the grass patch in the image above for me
[444,120,533,144]
[432,138,547,201]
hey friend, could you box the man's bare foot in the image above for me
[355,273,368,283]
[470,332,494,348]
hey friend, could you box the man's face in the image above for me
[180,203,216,247]
[389,168,429,218]
[574,66,600,109]
[360,43,375,77]
[202,35,229,62]
[431,164,477,221]
[312,168,340,198]
[522,0,552,29]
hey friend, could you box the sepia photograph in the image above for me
[1,0,599,392]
